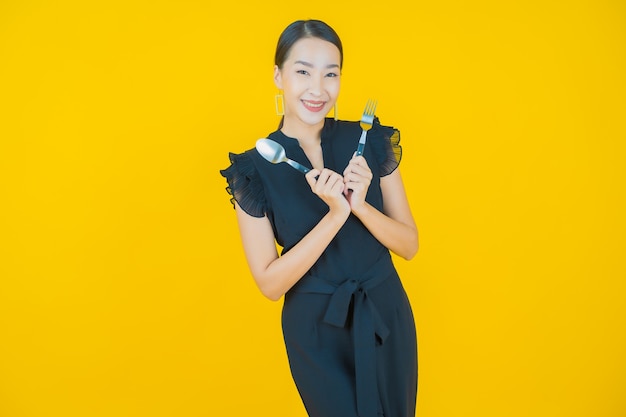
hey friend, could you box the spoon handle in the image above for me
[286,159,310,174]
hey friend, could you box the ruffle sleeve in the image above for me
[219,150,267,218]
[368,117,402,176]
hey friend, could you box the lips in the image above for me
[302,100,326,113]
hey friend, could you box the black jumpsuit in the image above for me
[221,118,417,417]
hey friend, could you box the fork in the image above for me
[355,99,377,156]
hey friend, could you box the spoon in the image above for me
[256,138,310,174]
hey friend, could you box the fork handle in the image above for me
[355,130,367,156]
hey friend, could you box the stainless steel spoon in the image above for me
[256,138,310,174]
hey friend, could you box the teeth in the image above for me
[304,101,324,108]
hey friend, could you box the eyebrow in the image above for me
[294,60,340,69]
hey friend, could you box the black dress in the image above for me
[220,118,417,417]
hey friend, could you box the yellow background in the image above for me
[1,1,625,416]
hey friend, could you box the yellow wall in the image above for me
[1,1,625,416]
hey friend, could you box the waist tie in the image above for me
[291,259,394,417]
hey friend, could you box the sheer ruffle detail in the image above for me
[219,151,266,218]
[369,117,402,176]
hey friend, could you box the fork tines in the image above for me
[364,99,377,119]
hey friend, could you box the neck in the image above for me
[280,117,325,145]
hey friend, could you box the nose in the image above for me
[308,74,323,96]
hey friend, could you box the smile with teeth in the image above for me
[302,100,326,111]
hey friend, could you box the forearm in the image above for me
[254,210,348,300]
[352,202,418,260]
[237,168,352,301]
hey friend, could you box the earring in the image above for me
[275,92,284,116]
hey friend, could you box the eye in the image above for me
[297,70,309,75]
[326,72,339,78]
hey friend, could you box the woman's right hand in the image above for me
[237,168,352,301]
[305,168,351,217]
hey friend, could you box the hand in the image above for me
[306,168,351,216]
[342,154,373,213]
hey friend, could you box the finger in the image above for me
[342,171,358,186]
[343,179,356,191]
[316,170,341,194]
[324,172,344,193]
[335,181,345,195]
[352,159,371,179]
[326,174,344,194]
[313,168,331,187]
[345,156,369,172]
[346,166,372,183]
[343,160,358,177]
[348,153,365,164]
[305,169,321,187]
[344,168,370,185]
[352,156,371,173]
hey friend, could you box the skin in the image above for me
[235,37,418,301]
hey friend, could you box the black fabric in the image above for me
[220,118,417,417]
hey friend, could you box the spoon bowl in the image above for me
[256,138,310,174]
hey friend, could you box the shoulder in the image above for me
[221,147,262,180]
[368,118,403,176]
[219,147,267,218]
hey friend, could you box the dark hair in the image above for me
[275,20,343,69]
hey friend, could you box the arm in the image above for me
[344,157,418,260]
[234,169,350,301]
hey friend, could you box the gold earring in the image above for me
[275,92,284,116]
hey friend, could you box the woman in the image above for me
[220,19,418,417]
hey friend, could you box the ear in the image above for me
[273,65,283,89]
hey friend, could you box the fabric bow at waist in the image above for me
[291,258,395,417]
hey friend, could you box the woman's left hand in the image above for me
[342,154,373,212]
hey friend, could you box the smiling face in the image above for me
[274,37,341,133]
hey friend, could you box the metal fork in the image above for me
[355,99,377,156]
